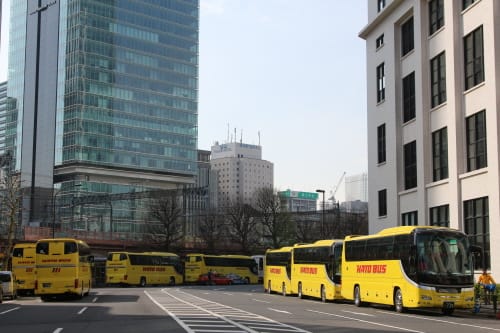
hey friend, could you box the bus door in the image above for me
[332,243,343,284]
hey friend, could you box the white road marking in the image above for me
[77,307,88,315]
[341,310,375,317]
[268,308,291,314]
[307,309,425,333]
[0,307,20,315]
[377,310,500,331]
[252,299,271,304]
[53,328,63,333]
[92,297,98,303]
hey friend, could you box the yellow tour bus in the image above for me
[106,251,183,287]
[264,246,293,295]
[184,254,259,284]
[12,242,36,296]
[35,238,93,301]
[341,226,479,315]
[292,240,344,302]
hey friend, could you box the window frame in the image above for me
[464,196,490,269]
[402,72,415,123]
[429,0,444,35]
[402,211,418,226]
[376,34,384,49]
[430,51,446,108]
[432,127,448,181]
[430,204,449,227]
[377,124,386,164]
[401,17,414,57]
[466,110,487,172]
[464,26,484,90]
[404,141,417,190]
[376,63,385,103]
[378,189,387,217]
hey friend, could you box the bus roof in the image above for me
[265,246,293,253]
[37,238,90,245]
[294,239,343,248]
[13,242,36,248]
[344,226,462,241]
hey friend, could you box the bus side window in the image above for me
[120,254,127,261]
[36,243,49,254]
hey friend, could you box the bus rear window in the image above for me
[64,242,77,254]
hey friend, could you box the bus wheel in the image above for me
[169,277,176,286]
[354,285,362,307]
[140,277,147,287]
[321,286,326,303]
[394,288,405,313]
[298,283,303,299]
[267,281,272,294]
[282,283,287,296]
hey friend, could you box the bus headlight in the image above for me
[421,295,432,301]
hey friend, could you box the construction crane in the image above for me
[329,171,346,207]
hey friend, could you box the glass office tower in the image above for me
[4,0,199,239]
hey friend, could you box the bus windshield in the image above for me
[415,230,473,286]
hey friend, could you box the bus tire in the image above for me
[267,281,272,294]
[354,285,362,307]
[298,283,303,299]
[140,277,147,287]
[282,283,287,296]
[394,288,405,313]
[321,286,326,303]
[169,277,176,286]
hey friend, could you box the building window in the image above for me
[376,63,385,103]
[376,34,384,49]
[430,204,449,227]
[402,72,415,123]
[464,196,490,269]
[464,26,484,90]
[463,0,476,10]
[377,124,386,164]
[402,211,418,226]
[377,0,386,12]
[401,17,414,57]
[378,189,387,216]
[432,127,448,181]
[429,0,444,35]
[466,110,487,171]
[430,52,446,108]
[404,141,417,189]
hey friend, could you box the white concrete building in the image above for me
[360,0,499,276]
[210,142,273,207]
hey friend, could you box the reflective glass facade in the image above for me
[4,0,199,236]
[58,0,199,173]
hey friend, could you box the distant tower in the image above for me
[211,141,273,207]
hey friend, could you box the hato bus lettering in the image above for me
[356,264,387,273]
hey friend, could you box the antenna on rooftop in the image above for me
[240,129,243,143]
[258,131,261,146]
[227,123,230,143]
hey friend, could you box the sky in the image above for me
[0,0,368,202]
[198,0,368,201]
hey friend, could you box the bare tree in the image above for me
[225,202,260,254]
[254,187,294,248]
[146,190,184,252]
[0,173,22,269]
[198,208,226,253]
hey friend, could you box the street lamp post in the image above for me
[52,189,63,238]
[316,189,325,237]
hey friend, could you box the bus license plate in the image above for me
[443,302,454,309]
[43,283,51,288]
